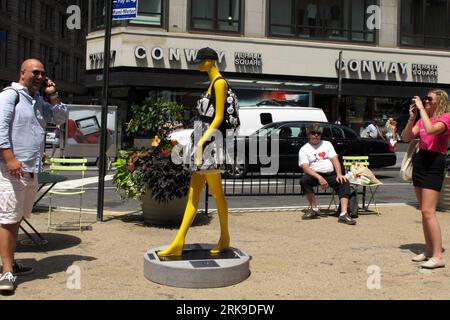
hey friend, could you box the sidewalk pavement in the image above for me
[2,204,450,300]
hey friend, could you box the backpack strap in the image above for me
[209,77,229,106]
[1,87,20,106]
[209,76,229,92]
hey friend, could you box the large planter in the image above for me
[140,191,188,225]
[438,176,450,212]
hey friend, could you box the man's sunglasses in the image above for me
[31,70,46,77]
[310,131,322,136]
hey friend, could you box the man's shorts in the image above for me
[0,167,38,225]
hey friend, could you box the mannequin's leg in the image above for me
[157,173,205,257]
[205,173,230,254]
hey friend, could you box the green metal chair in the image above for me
[47,158,87,231]
[342,156,382,215]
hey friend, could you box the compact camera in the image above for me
[411,97,426,104]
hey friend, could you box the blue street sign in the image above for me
[0,31,6,42]
[112,0,138,20]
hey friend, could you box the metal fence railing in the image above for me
[203,170,342,215]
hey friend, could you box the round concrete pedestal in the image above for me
[144,243,250,288]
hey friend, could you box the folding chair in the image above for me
[342,156,382,215]
[47,158,87,231]
[326,187,339,211]
[302,181,339,213]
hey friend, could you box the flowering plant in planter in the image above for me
[112,98,191,203]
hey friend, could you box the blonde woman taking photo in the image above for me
[402,89,450,269]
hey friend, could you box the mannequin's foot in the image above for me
[210,236,230,254]
[157,243,184,257]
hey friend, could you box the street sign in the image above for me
[112,0,138,20]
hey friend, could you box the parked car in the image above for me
[224,121,397,178]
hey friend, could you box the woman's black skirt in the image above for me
[412,149,446,191]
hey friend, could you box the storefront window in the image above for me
[400,0,450,49]
[190,0,241,33]
[268,0,377,43]
[343,96,411,137]
[135,87,310,128]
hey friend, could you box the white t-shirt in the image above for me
[366,123,378,138]
[298,140,337,173]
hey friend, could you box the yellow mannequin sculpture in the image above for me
[157,56,230,257]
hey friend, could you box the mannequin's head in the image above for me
[193,47,218,71]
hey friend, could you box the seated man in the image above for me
[299,123,356,225]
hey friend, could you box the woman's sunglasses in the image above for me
[424,96,433,102]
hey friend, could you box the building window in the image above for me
[41,3,55,32]
[268,0,377,43]
[60,12,68,38]
[18,35,33,65]
[190,0,242,33]
[0,0,9,12]
[401,0,450,49]
[59,51,70,80]
[74,56,84,83]
[19,0,33,24]
[130,0,164,26]
[40,44,53,72]
[0,30,7,67]
[91,0,106,30]
[90,0,121,31]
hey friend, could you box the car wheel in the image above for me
[224,162,248,179]
[224,153,248,179]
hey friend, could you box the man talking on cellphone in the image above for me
[0,59,68,293]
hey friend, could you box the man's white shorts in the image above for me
[0,168,38,225]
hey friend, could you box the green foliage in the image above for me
[112,150,146,201]
[113,98,191,203]
[126,97,183,144]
